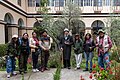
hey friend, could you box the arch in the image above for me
[111,19,120,28]
[91,20,105,34]
[18,18,24,27]
[52,20,67,29]
[71,19,85,34]
[4,13,14,24]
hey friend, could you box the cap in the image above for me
[64,28,69,32]
[98,29,105,34]
[12,34,18,38]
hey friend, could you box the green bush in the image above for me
[48,51,61,68]
[0,44,7,57]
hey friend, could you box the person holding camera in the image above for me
[96,29,112,69]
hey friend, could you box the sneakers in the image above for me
[7,73,11,78]
[12,72,17,75]
[32,69,37,73]
[32,69,39,72]
[83,68,89,71]
[36,69,39,72]
[89,69,92,73]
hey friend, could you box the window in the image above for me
[52,0,64,7]
[73,0,82,6]
[18,0,21,6]
[28,0,40,7]
[105,0,110,6]
[113,0,120,6]
[94,0,102,6]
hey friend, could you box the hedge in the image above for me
[0,44,7,57]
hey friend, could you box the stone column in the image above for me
[0,20,5,44]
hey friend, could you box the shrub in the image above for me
[0,44,7,57]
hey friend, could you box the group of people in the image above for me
[6,30,51,78]
[5,28,112,78]
[60,28,112,73]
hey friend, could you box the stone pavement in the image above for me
[0,68,93,80]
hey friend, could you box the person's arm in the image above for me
[108,36,112,49]
[29,38,37,48]
[39,40,46,50]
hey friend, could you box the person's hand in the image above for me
[89,47,92,50]
[74,48,77,50]
[61,48,63,51]
[64,42,69,45]
[35,46,38,49]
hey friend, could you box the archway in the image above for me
[71,19,85,38]
[18,18,24,27]
[4,13,14,43]
[91,20,105,35]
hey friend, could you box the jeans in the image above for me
[75,53,82,68]
[98,52,110,68]
[32,52,39,69]
[84,52,93,69]
[6,56,15,73]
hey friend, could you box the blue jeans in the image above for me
[6,56,16,73]
[98,52,110,68]
[84,52,93,69]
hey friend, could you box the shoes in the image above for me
[12,72,17,75]
[83,68,88,71]
[7,74,10,78]
[32,69,36,73]
[41,68,45,72]
[36,69,39,72]
[75,67,80,70]
[45,67,49,70]
[68,67,71,69]
[89,69,92,73]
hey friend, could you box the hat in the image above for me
[64,28,69,32]
[12,34,18,38]
[75,33,79,36]
[98,29,105,34]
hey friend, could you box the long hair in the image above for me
[84,33,92,41]
[74,35,80,42]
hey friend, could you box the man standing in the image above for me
[60,28,73,69]
[40,30,51,72]
[96,29,112,69]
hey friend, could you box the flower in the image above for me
[89,74,93,79]
[92,70,97,74]
[92,64,96,68]
[100,67,104,71]
[80,75,85,80]
[105,56,109,60]
[109,70,113,74]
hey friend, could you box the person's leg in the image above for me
[89,52,93,70]
[41,51,45,72]
[24,53,29,72]
[98,54,104,68]
[75,54,79,68]
[89,52,93,73]
[11,57,16,75]
[45,51,50,69]
[103,52,110,69]
[83,52,88,71]
[78,53,82,68]
[19,53,24,73]
[67,59,71,69]
[32,52,36,69]
[63,59,67,68]
[6,57,12,78]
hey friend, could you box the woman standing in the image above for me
[19,33,30,74]
[83,33,95,73]
[6,34,18,78]
[73,34,83,70]
[29,32,40,72]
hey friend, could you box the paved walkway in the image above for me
[0,68,93,80]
